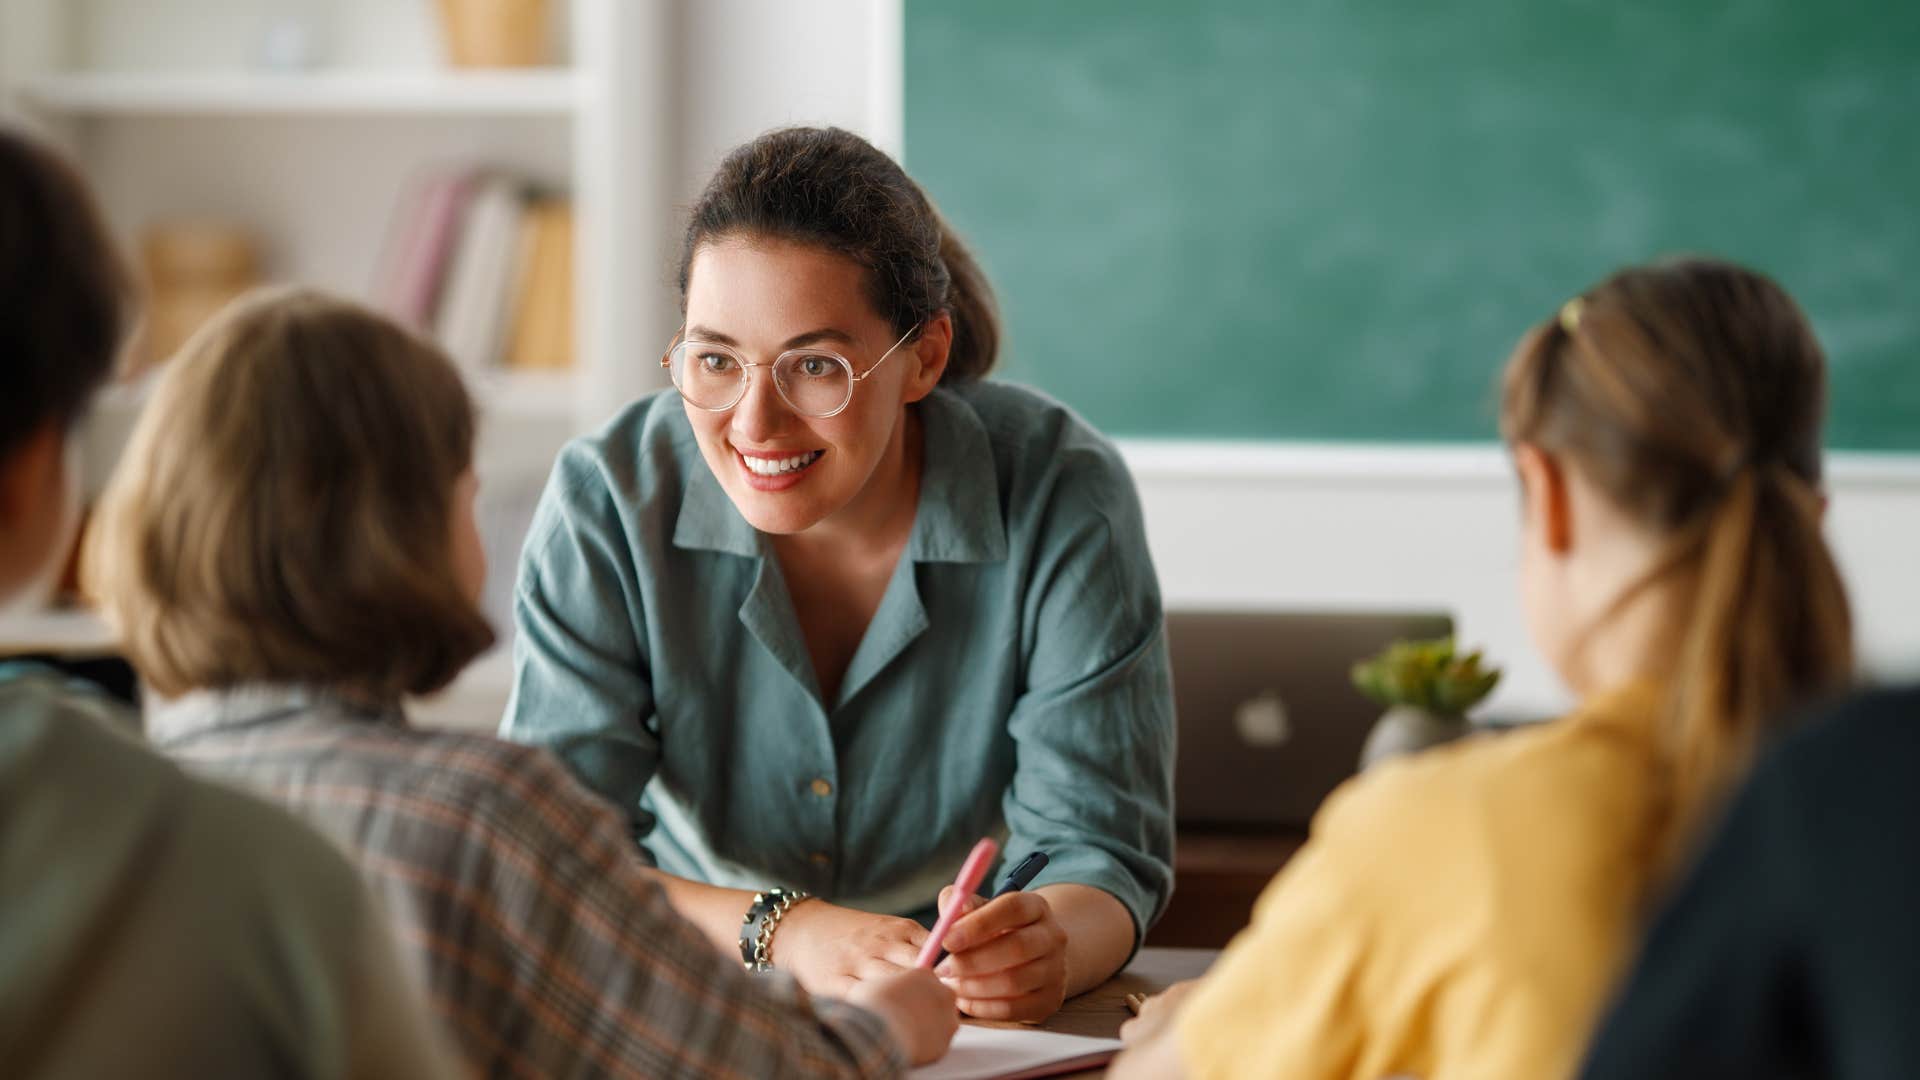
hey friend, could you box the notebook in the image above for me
[910,1026,1122,1080]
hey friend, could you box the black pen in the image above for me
[931,851,1050,967]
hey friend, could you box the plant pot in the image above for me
[1359,705,1470,771]
[437,0,552,68]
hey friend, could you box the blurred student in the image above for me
[84,288,958,1077]
[1581,684,1920,1079]
[0,128,455,1078]
[1112,257,1855,1079]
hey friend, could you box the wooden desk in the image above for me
[965,947,1217,1076]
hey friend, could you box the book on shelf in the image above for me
[434,174,525,374]
[504,196,574,371]
[374,169,479,331]
[373,170,574,377]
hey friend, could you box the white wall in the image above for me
[672,0,900,205]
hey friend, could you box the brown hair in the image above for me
[85,287,493,700]
[678,126,1001,382]
[0,126,132,460]
[1502,256,1853,865]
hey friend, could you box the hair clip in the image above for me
[1558,297,1585,334]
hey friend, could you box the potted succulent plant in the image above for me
[1352,636,1502,769]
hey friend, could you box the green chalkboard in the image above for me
[905,0,1920,448]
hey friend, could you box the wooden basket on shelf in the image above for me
[437,0,553,68]
[138,221,260,370]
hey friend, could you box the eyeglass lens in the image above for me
[668,344,853,417]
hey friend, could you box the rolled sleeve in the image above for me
[1002,446,1176,945]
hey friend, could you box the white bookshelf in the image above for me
[20,68,585,116]
[0,0,676,663]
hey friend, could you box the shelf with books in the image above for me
[5,0,674,434]
[375,169,579,400]
[2,0,677,644]
[19,69,584,117]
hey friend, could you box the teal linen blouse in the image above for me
[500,381,1174,938]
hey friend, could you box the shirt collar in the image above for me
[670,425,765,558]
[671,387,1008,564]
[906,387,1008,564]
[146,683,402,746]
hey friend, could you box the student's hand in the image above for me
[932,886,1070,1021]
[845,968,960,1066]
[1118,978,1198,1044]
[774,900,929,996]
[1107,1026,1191,1080]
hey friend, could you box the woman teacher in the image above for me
[502,127,1173,1021]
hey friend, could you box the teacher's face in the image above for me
[680,236,932,535]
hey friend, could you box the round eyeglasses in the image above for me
[661,325,919,419]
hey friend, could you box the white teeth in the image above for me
[742,450,821,476]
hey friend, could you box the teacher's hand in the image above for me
[773,900,929,996]
[932,887,1069,1021]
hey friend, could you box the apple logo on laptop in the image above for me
[1234,690,1292,749]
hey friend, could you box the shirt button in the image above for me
[809,778,833,798]
[810,852,832,867]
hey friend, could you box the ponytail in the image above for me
[932,208,1000,382]
[1664,465,1852,868]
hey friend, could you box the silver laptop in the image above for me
[1168,609,1453,829]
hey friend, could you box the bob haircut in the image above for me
[86,287,493,700]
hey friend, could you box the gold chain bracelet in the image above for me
[739,888,812,972]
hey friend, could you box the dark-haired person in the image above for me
[1111,258,1855,1078]
[501,126,1174,1020]
[86,288,960,1076]
[1580,684,1920,1080]
[0,128,456,1078]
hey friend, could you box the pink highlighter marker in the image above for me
[916,837,1000,969]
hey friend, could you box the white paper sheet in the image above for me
[909,1025,1123,1080]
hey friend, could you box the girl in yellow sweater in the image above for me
[1114,257,1854,1080]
